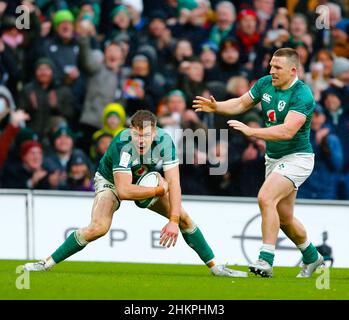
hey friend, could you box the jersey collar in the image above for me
[288,76,299,89]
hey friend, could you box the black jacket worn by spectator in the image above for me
[20,81,77,139]
[180,163,211,196]
[41,35,80,85]
[1,161,52,189]
[230,134,265,197]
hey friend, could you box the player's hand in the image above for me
[160,221,179,248]
[192,95,217,113]
[227,120,254,137]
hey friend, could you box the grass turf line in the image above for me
[1,260,349,300]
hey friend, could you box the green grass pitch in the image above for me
[1,260,349,300]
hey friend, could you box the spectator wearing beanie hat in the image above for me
[92,102,126,139]
[90,132,113,170]
[41,9,82,100]
[19,57,77,141]
[106,4,138,52]
[137,9,176,67]
[2,140,59,189]
[332,19,349,58]
[208,1,236,47]
[65,150,94,192]
[88,102,125,168]
[123,52,166,116]
[235,9,261,68]
[199,41,220,82]
[45,125,90,189]
[321,87,349,199]
[331,57,349,85]
[52,10,75,30]
[0,9,43,98]
[217,37,246,82]
[0,85,30,169]
[329,57,349,108]
[75,0,101,28]
[77,32,129,152]
[170,1,212,55]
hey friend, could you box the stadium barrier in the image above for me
[1,189,349,267]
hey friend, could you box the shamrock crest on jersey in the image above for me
[278,100,286,112]
[248,75,315,159]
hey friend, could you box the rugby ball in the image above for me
[135,172,160,208]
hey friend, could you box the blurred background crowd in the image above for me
[0,0,348,199]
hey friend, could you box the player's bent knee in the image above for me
[179,212,193,230]
[258,192,277,210]
[84,223,110,241]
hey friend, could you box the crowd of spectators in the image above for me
[0,0,348,200]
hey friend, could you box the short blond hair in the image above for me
[273,48,300,68]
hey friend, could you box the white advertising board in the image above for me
[32,195,349,267]
[0,194,27,259]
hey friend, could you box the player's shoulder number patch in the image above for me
[119,152,131,168]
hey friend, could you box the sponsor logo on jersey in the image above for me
[103,184,114,189]
[278,100,286,111]
[262,93,272,103]
[119,152,131,168]
[267,110,277,123]
[136,165,148,176]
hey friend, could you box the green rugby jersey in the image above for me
[97,127,179,184]
[248,75,315,159]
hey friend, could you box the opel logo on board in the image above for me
[232,213,302,266]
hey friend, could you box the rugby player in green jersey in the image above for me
[24,110,247,278]
[193,48,324,278]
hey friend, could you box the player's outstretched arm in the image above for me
[159,167,181,248]
[114,172,165,200]
[163,167,181,224]
[228,111,306,141]
[192,92,254,116]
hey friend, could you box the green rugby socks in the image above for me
[259,244,275,266]
[181,225,215,264]
[297,240,319,264]
[51,230,88,263]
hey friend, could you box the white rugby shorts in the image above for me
[265,153,315,190]
[93,172,120,210]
